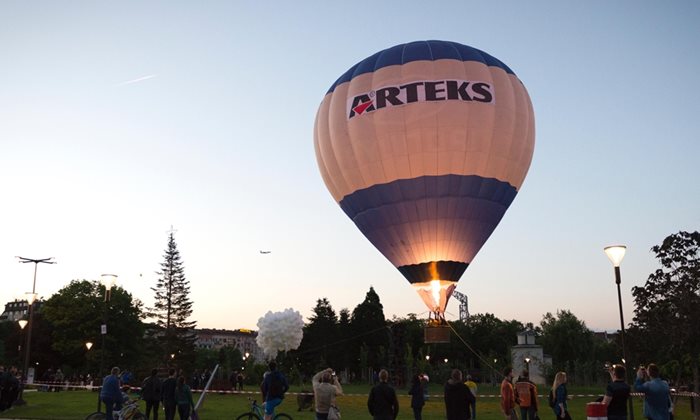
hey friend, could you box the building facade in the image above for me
[0,299,32,322]
[194,328,264,362]
[510,330,549,385]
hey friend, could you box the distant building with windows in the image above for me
[194,328,264,361]
[593,331,619,343]
[0,299,40,322]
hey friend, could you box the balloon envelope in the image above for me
[314,40,535,316]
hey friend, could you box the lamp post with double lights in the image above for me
[96,274,117,413]
[17,256,55,394]
[604,245,634,420]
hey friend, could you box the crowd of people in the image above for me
[2,358,681,420]
[100,366,196,420]
[252,360,676,420]
[496,363,675,420]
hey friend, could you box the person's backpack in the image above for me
[548,389,556,408]
[515,382,532,407]
[268,373,284,398]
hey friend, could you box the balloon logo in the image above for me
[314,40,535,320]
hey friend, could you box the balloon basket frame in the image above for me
[424,313,450,343]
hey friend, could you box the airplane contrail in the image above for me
[115,74,157,86]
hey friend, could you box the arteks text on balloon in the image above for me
[347,80,494,119]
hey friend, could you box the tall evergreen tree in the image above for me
[298,298,339,372]
[149,231,197,364]
[351,287,389,374]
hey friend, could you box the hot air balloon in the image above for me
[314,40,534,337]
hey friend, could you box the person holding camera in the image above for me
[602,364,630,420]
[312,368,343,420]
[634,364,670,420]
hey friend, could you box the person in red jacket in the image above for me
[500,367,516,420]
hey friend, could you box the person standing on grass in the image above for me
[142,368,162,420]
[514,370,538,420]
[500,367,516,420]
[634,364,670,420]
[444,369,475,420]
[0,366,19,411]
[551,371,571,420]
[161,368,177,420]
[464,374,478,419]
[100,367,122,420]
[237,371,244,391]
[408,374,425,420]
[175,375,195,420]
[312,368,343,420]
[602,364,630,420]
[368,369,399,420]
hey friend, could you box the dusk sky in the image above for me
[1,1,698,332]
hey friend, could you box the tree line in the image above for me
[0,230,696,396]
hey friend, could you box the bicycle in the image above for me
[236,397,293,420]
[85,397,146,420]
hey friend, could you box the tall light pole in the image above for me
[16,256,55,405]
[524,357,531,372]
[493,358,498,386]
[18,319,28,361]
[97,274,117,413]
[604,245,634,420]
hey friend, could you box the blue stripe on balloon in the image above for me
[338,175,517,268]
[327,40,514,94]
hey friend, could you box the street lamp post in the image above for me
[18,319,28,363]
[604,245,634,420]
[97,274,117,413]
[85,341,93,382]
[493,358,498,386]
[16,256,55,404]
[524,357,531,372]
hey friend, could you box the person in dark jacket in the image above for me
[445,369,476,420]
[100,367,122,420]
[261,361,289,420]
[368,369,399,420]
[0,366,20,412]
[161,368,177,420]
[408,374,425,420]
[602,364,630,420]
[175,375,195,420]
[142,368,162,420]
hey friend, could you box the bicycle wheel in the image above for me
[84,412,106,420]
[236,412,259,420]
[274,413,293,420]
[131,413,146,420]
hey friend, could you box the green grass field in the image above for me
[0,384,692,420]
